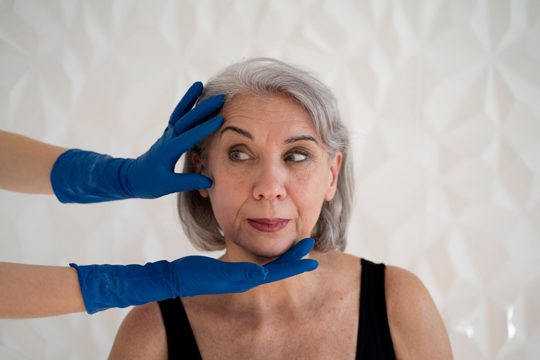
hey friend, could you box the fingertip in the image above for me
[189,175,212,189]
[175,174,213,191]
[169,82,204,126]
[205,94,225,107]
[191,81,203,90]
[209,114,225,127]
[200,176,213,189]
[197,115,224,135]
[303,259,319,271]
[300,237,316,248]
[290,237,315,257]
[187,81,203,98]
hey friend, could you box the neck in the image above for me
[217,242,320,315]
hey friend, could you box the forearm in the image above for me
[0,130,66,194]
[0,262,86,318]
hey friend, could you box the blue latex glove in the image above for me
[51,82,223,203]
[71,238,318,314]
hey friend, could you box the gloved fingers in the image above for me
[168,82,203,127]
[173,258,268,297]
[268,238,315,265]
[229,259,319,291]
[173,94,225,135]
[205,240,316,294]
[217,261,268,282]
[164,173,213,193]
[264,259,318,284]
[162,115,224,165]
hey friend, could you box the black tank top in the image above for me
[158,258,396,359]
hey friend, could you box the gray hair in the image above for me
[177,58,354,252]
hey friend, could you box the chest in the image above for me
[188,292,360,360]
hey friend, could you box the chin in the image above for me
[234,237,295,263]
[244,246,284,263]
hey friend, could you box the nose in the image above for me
[252,160,287,201]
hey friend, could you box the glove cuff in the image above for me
[70,261,176,314]
[69,263,104,314]
[51,149,132,203]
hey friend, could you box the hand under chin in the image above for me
[222,241,292,264]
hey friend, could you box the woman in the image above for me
[110,58,453,359]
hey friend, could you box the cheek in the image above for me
[207,165,249,230]
[293,162,331,196]
[289,167,330,223]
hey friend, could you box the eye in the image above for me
[229,150,250,161]
[284,149,310,162]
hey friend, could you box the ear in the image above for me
[324,152,343,201]
[191,152,209,198]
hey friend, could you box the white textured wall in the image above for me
[1,0,539,358]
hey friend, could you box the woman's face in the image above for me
[198,94,342,263]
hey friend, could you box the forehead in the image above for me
[220,93,318,138]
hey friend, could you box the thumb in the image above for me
[269,238,315,265]
[162,173,213,194]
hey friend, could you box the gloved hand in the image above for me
[51,82,223,203]
[70,238,318,314]
[178,238,318,296]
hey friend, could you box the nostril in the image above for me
[253,177,287,200]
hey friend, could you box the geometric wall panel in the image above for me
[1,0,539,358]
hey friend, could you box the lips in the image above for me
[247,218,289,233]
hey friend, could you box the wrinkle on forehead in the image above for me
[219,93,322,145]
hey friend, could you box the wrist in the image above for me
[116,158,136,198]
[51,149,132,203]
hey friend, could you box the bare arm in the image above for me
[0,130,66,194]
[0,262,85,318]
[386,266,453,359]
[109,303,167,359]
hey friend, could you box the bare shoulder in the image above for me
[307,251,361,302]
[109,302,167,360]
[315,250,360,273]
[385,266,453,359]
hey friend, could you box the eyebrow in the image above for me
[284,135,318,144]
[220,126,253,140]
[220,125,318,144]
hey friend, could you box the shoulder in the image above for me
[307,251,360,305]
[109,302,167,360]
[384,265,453,359]
[314,250,360,273]
[312,251,361,287]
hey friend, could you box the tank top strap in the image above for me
[158,297,202,359]
[356,258,396,359]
